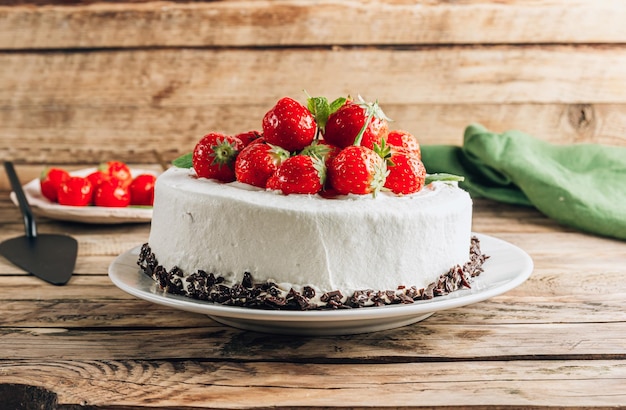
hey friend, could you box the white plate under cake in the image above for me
[110,233,532,335]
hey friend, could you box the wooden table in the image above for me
[1,186,625,409]
[2,0,626,408]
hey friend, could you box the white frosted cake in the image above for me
[139,166,485,309]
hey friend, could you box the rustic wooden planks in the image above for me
[1,186,626,409]
[2,0,626,49]
[1,360,625,407]
[2,0,626,172]
[2,321,626,361]
[2,46,626,169]
[1,2,626,407]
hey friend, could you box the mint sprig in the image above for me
[329,96,347,113]
[425,173,465,184]
[304,90,346,139]
[172,152,193,168]
[307,96,330,128]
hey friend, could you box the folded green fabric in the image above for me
[421,124,626,241]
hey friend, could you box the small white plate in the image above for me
[108,233,533,336]
[11,168,158,224]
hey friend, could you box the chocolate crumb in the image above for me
[242,272,253,288]
[137,236,488,311]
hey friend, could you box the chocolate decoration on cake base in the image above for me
[138,236,488,310]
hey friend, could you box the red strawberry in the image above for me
[192,132,244,182]
[328,145,388,195]
[86,170,109,190]
[234,130,263,147]
[94,178,131,207]
[384,148,426,195]
[99,161,132,187]
[57,176,93,206]
[386,130,421,158]
[262,97,316,152]
[40,167,70,202]
[234,142,290,188]
[129,174,157,206]
[267,154,326,195]
[324,98,390,149]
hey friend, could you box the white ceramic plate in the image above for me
[11,168,158,224]
[109,233,532,335]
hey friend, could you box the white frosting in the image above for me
[148,167,473,295]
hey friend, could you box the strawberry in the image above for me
[94,178,131,207]
[386,130,421,158]
[86,170,109,190]
[129,174,157,206]
[384,148,426,195]
[328,145,388,196]
[57,176,93,206]
[99,160,132,187]
[192,132,244,182]
[267,154,326,195]
[324,97,390,149]
[234,142,290,188]
[262,97,316,152]
[40,167,70,202]
[234,130,263,147]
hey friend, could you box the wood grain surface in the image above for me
[1,1,626,408]
[2,0,626,186]
[1,196,625,408]
[3,0,626,48]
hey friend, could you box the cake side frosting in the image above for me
[147,166,473,297]
[138,236,487,310]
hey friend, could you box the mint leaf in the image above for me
[304,91,348,133]
[329,97,347,114]
[308,96,331,129]
[425,173,465,184]
[172,152,193,168]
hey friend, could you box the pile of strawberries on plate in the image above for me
[178,94,437,196]
[40,161,156,207]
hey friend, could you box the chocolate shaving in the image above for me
[137,236,489,311]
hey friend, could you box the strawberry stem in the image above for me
[353,97,388,147]
[353,108,374,146]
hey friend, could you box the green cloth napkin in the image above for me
[421,124,626,241]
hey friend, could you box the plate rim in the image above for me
[108,233,533,324]
[12,167,158,224]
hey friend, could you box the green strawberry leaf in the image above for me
[172,152,193,168]
[373,139,393,165]
[425,173,465,184]
[301,141,332,160]
[311,154,328,186]
[357,95,392,122]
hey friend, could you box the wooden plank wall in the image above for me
[1,0,626,189]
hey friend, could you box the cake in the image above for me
[137,95,487,310]
[139,166,486,309]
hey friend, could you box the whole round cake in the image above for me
[138,94,487,309]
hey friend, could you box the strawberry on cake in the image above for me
[138,94,487,310]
